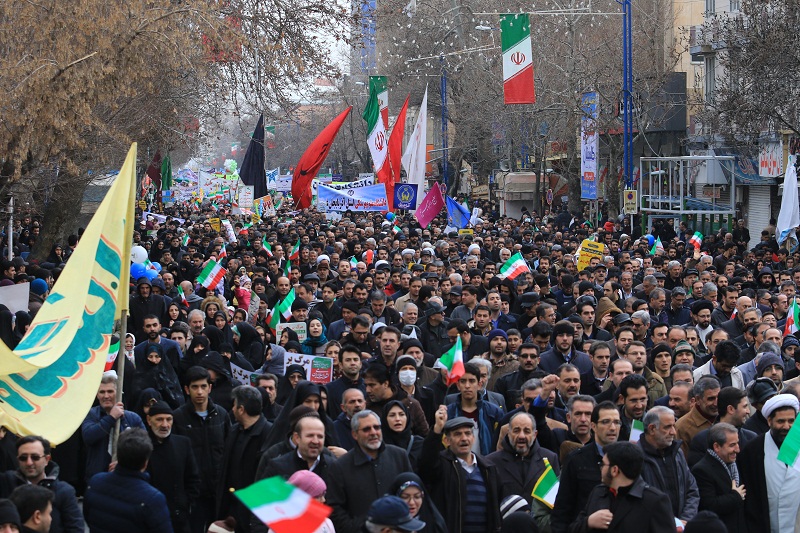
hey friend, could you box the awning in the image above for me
[714,149,777,185]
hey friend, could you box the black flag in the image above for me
[239,115,267,199]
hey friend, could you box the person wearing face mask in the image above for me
[395,355,437,427]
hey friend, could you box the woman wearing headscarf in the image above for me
[45,243,64,265]
[302,317,329,356]
[233,322,266,370]
[133,343,184,409]
[11,310,32,349]
[265,380,337,449]
[0,305,15,348]
[276,364,307,405]
[213,310,234,342]
[203,325,229,352]
[381,400,423,469]
[179,335,210,377]
[134,388,163,420]
[389,473,448,533]
[166,301,188,328]
[278,327,299,347]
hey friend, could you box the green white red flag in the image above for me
[198,259,226,289]
[267,288,296,333]
[501,14,536,104]
[532,458,559,508]
[235,476,332,533]
[104,338,121,372]
[181,233,190,246]
[288,239,301,261]
[177,286,188,307]
[363,79,389,175]
[370,76,389,131]
[262,237,273,257]
[689,231,703,250]
[785,297,800,336]
[650,236,664,255]
[629,419,644,443]
[434,337,465,386]
[497,252,531,280]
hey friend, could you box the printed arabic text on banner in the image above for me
[317,184,389,212]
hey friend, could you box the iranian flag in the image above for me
[144,258,157,271]
[288,239,301,261]
[501,14,536,104]
[104,338,121,372]
[267,289,296,333]
[262,237,273,257]
[177,286,189,307]
[629,419,645,443]
[370,76,389,130]
[198,259,227,289]
[497,252,531,280]
[235,476,332,533]
[689,231,703,250]
[434,337,465,386]
[218,244,227,261]
[531,458,560,508]
[363,79,389,176]
[181,233,190,246]
[650,236,664,255]
[785,297,800,336]
[350,256,358,268]
[778,415,800,471]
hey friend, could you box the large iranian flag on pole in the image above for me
[501,14,536,104]
[434,337,465,385]
[235,476,332,533]
[370,76,389,131]
[363,81,389,174]
[497,252,531,280]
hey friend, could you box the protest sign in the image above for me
[283,353,334,384]
[230,362,258,386]
[277,322,307,342]
[0,283,30,314]
[317,184,389,212]
[576,239,604,271]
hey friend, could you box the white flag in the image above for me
[402,86,428,208]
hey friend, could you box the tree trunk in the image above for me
[32,176,88,262]
[606,136,621,220]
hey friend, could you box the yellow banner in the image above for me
[576,239,605,272]
[0,144,136,443]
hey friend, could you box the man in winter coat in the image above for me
[0,436,84,533]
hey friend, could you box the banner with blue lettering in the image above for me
[393,184,418,210]
[318,184,389,212]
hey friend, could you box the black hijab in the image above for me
[389,472,448,533]
[265,380,336,448]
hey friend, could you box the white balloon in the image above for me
[130,245,148,264]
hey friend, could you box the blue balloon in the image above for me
[386,212,395,222]
[130,263,146,279]
[152,261,162,272]
[145,268,159,281]
[646,234,655,247]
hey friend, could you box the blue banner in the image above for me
[318,183,389,212]
[394,184,418,210]
[446,196,471,229]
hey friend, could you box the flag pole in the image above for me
[111,309,128,462]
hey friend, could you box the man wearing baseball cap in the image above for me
[365,495,426,533]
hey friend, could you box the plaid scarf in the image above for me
[708,448,740,485]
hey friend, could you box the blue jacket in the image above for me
[446,397,504,456]
[0,464,84,533]
[81,406,145,482]
[84,467,173,533]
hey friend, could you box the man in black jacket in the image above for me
[326,410,412,532]
[494,343,543,407]
[418,407,502,533]
[172,366,230,533]
[570,441,675,533]
[551,401,620,533]
[691,423,746,533]
[144,402,201,533]
[217,386,272,532]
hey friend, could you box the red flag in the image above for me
[146,150,162,190]
[292,107,352,209]
[383,95,409,209]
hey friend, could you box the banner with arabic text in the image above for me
[318,184,388,212]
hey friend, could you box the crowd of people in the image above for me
[0,199,799,533]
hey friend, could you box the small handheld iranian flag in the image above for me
[689,231,703,250]
[650,236,664,255]
[629,419,645,443]
[497,252,531,280]
[181,233,190,246]
[785,297,800,336]
[350,256,358,268]
[262,237,273,257]
[363,80,389,174]
[218,244,227,261]
[501,14,536,104]
[198,259,227,289]
[778,416,800,471]
[235,476,332,533]
[532,458,560,508]
[177,286,188,307]
[144,258,157,271]
[434,337,465,386]
[267,289,297,333]
[104,338,121,372]
[289,239,301,261]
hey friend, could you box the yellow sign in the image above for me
[138,200,146,210]
[458,229,474,236]
[623,190,638,215]
[576,239,605,271]
[209,217,221,232]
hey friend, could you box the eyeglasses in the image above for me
[18,454,45,463]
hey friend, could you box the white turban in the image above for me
[762,394,800,419]
[402,248,415,256]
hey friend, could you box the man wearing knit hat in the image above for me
[0,499,21,532]
[145,401,200,533]
[738,393,800,533]
[539,320,592,376]
[483,329,519,391]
